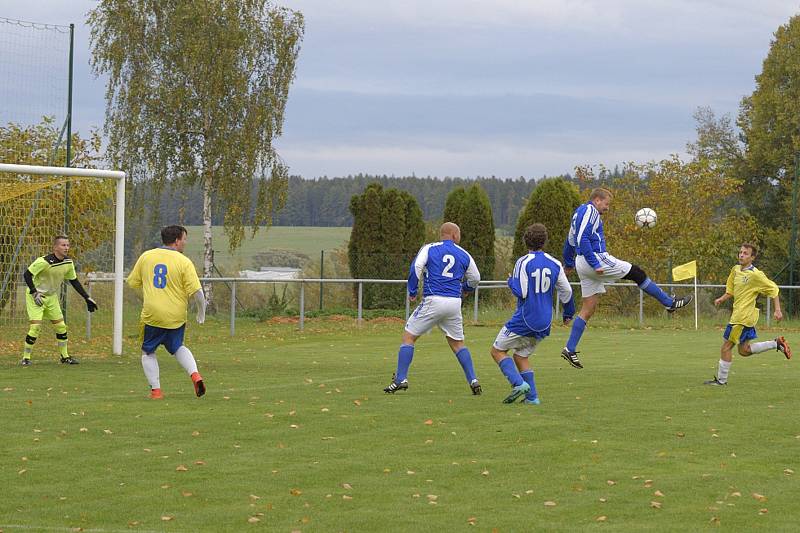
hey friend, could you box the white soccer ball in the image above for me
[635,207,657,228]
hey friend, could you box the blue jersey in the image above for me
[563,201,606,270]
[408,240,480,298]
[505,251,574,336]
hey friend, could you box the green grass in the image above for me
[2,317,799,531]
[182,225,351,271]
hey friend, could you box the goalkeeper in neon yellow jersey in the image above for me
[127,225,207,400]
[704,243,791,386]
[21,235,98,366]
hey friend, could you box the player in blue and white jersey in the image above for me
[491,224,575,404]
[561,188,692,368]
[384,222,482,395]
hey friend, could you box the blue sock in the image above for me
[395,344,414,382]
[566,316,587,352]
[455,347,477,383]
[498,357,523,387]
[520,370,537,400]
[639,277,673,307]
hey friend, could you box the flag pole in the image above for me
[694,276,698,330]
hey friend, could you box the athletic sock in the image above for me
[54,322,68,358]
[717,359,732,383]
[455,347,477,383]
[395,344,414,382]
[638,277,674,307]
[174,345,199,375]
[23,324,39,359]
[749,340,777,354]
[497,357,523,387]
[141,352,160,389]
[520,369,537,400]
[566,316,587,352]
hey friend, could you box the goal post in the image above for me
[0,163,126,355]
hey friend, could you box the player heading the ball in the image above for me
[561,188,692,369]
[384,222,482,395]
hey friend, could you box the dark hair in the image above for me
[740,242,758,258]
[161,225,187,245]
[524,223,548,251]
[53,235,69,244]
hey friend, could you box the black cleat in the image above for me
[383,375,409,394]
[60,356,79,365]
[20,358,32,366]
[703,377,727,386]
[667,294,693,313]
[561,347,583,369]
[469,379,482,395]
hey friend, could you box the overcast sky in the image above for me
[1,0,799,179]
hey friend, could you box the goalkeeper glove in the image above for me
[32,291,45,306]
[86,297,98,313]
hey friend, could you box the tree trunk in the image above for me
[202,170,214,309]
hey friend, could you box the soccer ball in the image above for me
[634,208,657,228]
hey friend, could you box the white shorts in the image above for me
[576,253,632,297]
[405,296,465,340]
[492,326,542,357]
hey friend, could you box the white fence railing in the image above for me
[82,277,800,340]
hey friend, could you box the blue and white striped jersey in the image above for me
[505,251,574,335]
[563,201,606,270]
[408,240,480,298]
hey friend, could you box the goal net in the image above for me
[0,164,126,355]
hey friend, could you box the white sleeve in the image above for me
[414,245,430,281]
[555,267,573,303]
[193,288,207,324]
[464,255,481,289]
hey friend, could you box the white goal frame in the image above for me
[0,163,126,355]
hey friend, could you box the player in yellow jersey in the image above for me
[21,235,98,366]
[704,243,791,386]
[127,225,207,399]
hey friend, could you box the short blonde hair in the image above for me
[589,188,612,201]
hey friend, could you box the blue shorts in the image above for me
[723,324,757,345]
[142,324,186,354]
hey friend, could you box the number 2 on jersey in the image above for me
[530,267,551,293]
[153,264,168,289]
[441,254,456,278]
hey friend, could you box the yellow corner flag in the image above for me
[672,260,697,281]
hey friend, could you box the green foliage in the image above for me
[513,177,581,261]
[0,118,113,313]
[457,184,495,277]
[443,187,466,223]
[348,183,424,308]
[88,1,304,255]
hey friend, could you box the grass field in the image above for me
[2,317,798,532]
[181,226,352,272]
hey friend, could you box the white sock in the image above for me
[174,345,199,375]
[749,340,777,354]
[141,352,160,389]
[717,359,732,383]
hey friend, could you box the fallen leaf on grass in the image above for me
[342,495,353,500]
[424,419,433,425]
[730,491,741,497]
[103,429,113,435]
[759,508,768,515]
[161,516,173,521]
[784,469,794,475]
[543,501,557,507]
[427,495,438,501]
[650,501,662,509]
[353,400,361,406]
[79,428,88,433]
[290,489,302,496]
[342,483,352,490]
[596,516,607,522]
[752,493,767,502]
[481,470,489,477]
[606,480,616,486]
[194,460,206,465]
[176,465,188,472]
[644,480,653,488]
[191,431,200,437]
[467,517,477,526]
[18,469,26,475]
[654,490,665,497]
[248,517,261,523]
[182,491,193,497]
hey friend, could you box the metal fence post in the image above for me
[299,282,305,330]
[473,286,479,323]
[405,293,410,321]
[358,282,363,323]
[86,278,91,340]
[639,289,644,326]
[766,297,771,327]
[230,281,236,337]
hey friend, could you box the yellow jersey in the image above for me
[127,247,202,329]
[726,264,779,327]
[28,254,77,295]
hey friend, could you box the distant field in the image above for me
[182,226,351,271]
